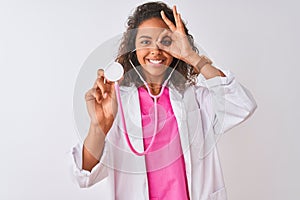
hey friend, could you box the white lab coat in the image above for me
[71,70,257,200]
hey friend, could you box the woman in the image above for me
[71,2,257,200]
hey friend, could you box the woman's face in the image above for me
[135,17,173,83]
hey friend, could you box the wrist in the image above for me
[89,122,107,136]
[184,52,213,73]
[194,55,213,73]
[184,51,201,67]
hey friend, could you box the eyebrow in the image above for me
[138,35,152,39]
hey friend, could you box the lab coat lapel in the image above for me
[120,86,145,152]
[169,86,192,197]
[117,86,149,197]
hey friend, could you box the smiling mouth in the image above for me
[147,59,164,65]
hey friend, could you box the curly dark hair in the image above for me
[117,1,199,91]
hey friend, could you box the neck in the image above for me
[143,74,165,96]
[144,83,163,96]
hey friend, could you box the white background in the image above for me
[0,0,299,199]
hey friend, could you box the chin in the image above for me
[142,66,168,82]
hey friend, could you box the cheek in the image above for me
[136,50,147,63]
[164,53,174,65]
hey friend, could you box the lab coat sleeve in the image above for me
[71,142,108,188]
[195,70,257,134]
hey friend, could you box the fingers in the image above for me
[156,29,172,52]
[96,78,108,99]
[92,69,104,89]
[161,10,176,32]
[85,88,102,104]
[172,6,185,33]
[161,6,185,33]
[156,28,189,59]
[173,6,179,26]
[97,68,104,77]
[89,69,115,103]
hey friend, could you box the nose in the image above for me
[150,43,162,55]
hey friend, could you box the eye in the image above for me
[160,36,172,46]
[140,40,151,46]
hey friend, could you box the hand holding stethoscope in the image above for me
[84,69,120,135]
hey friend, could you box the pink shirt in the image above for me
[138,86,190,200]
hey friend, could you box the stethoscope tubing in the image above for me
[114,59,179,156]
[115,82,159,156]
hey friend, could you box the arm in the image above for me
[82,69,117,171]
[82,123,106,171]
[70,69,117,188]
[160,6,256,132]
[185,51,226,79]
[195,71,257,134]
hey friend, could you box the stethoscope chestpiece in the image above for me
[104,62,124,82]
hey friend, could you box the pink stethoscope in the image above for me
[104,59,179,156]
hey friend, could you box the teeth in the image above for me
[149,59,163,64]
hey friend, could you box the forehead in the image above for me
[139,17,169,29]
[136,18,169,37]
